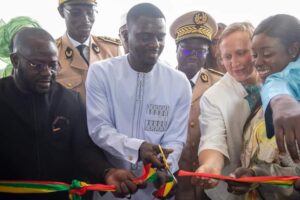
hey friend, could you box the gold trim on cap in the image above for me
[175,25,212,43]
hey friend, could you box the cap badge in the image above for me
[200,73,208,82]
[92,43,100,54]
[65,47,73,59]
[193,12,208,25]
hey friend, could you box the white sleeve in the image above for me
[198,94,229,159]
[162,79,192,173]
[86,63,144,164]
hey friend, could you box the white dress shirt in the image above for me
[67,33,90,48]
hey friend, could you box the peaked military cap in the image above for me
[59,0,97,6]
[170,11,217,44]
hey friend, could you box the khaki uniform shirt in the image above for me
[176,68,223,200]
[56,33,122,100]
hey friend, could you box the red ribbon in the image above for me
[178,170,300,184]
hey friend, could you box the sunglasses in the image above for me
[181,47,209,58]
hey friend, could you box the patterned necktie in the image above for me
[244,85,260,112]
[77,44,89,65]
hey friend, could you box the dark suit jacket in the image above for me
[0,77,112,200]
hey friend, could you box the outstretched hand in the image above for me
[104,168,142,198]
[226,167,255,195]
[139,142,173,169]
[271,95,300,163]
[191,165,220,189]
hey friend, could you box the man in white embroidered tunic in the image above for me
[86,3,191,200]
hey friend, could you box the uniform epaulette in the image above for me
[207,68,225,76]
[55,37,62,47]
[97,36,121,45]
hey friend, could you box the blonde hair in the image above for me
[219,22,254,44]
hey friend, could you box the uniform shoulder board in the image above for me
[97,36,121,45]
[55,37,62,47]
[207,68,225,76]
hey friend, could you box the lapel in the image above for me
[191,68,212,103]
[61,33,88,70]
[225,73,248,98]
[89,36,102,64]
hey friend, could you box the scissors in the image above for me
[158,145,178,184]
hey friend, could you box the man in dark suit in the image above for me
[0,27,138,200]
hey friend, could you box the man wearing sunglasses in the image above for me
[170,11,224,200]
[0,27,139,200]
[56,0,122,100]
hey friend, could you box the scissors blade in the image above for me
[158,145,178,183]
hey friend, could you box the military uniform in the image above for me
[170,11,222,200]
[176,68,223,200]
[56,33,122,100]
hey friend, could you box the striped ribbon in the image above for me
[135,164,175,198]
[178,170,300,186]
[0,179,115,200]
[0,164,174,199]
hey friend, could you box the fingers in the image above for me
[227,168,255,195]
[295,128,300,158]
[146,154,165,168]
[152,145,173,157]
[275,125,286,154]
[201,178,218,189]
[139,143,174,169]
[232,168,254,178]
[294,179,300,191]
[113,183,122,198]
[137,181,147,189]
[271,96,300,162]
[119,182,130,196]
[162,148,174,158]
[191,165,220,189]
[151,145,173,169]
[124,180,137,193]
[191,176,199,185]
[108,169,139,198]
[284,127,300,162]
[191,176,218,189]
[227,183,249,195]
[126,172,138,193]
[114,181,136,198]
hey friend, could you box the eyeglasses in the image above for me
[15,53,60,72]
[64,7,98,18]
[181,47,209,58]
